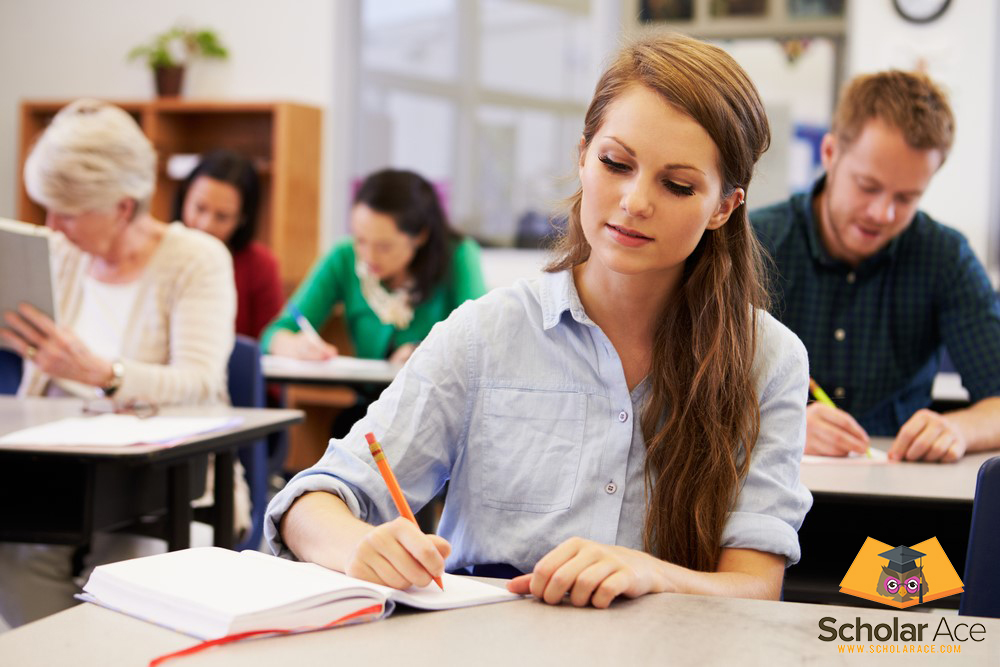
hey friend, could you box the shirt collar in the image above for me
[802,175,901,272]
[539,269,595,330]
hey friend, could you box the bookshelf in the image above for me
[18,99,322,291]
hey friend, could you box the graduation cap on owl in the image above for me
[878,545,927,604]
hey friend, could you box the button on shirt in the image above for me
[265,270,813,571]
[752,176,1000,435]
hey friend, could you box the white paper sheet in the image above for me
[801,447,890,465]
[261,354,399,382]
[0,414,242,447]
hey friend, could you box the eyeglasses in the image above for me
[884,575,922,596]
[82,398,158,419]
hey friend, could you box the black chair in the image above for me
[959,456,1000,618]
[228,335,269,551]
[0,349,23,395]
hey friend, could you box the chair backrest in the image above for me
[0,349,23,395]
[229,334,265,411]
[228,335,268,551]
[959,456,1000,618]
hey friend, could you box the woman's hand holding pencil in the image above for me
[268,304,339,360]
[805,378,871,457]
[352,433,449,591]
[344,516,450,591]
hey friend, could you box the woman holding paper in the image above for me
[1,100,236,405]
[269,34,812,607]
[260,168,486,365]
[0,99,245,627]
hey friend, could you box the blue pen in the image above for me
[288,304,324,345]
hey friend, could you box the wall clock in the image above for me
[893,0,952,23]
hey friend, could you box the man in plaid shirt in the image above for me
[752,70,1000,463]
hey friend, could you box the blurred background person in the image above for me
[174,149,283,340]
[262,168,486,366]
[0,99,246,627]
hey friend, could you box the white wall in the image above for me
[0,0,338,246]
[847,1,1000,271]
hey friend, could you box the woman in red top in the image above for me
[174,150,284,339]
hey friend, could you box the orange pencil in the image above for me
[365,432,444,590]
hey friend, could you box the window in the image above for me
[353,0,594,245]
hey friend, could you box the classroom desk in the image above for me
[0,397,302,551]
[264,357,966,399]
[2,582,998,666]
[788,438,994,607]
[800,437,993,502]
[261,354,399,388]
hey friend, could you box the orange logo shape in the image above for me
[840,537,964,608]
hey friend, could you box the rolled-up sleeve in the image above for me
[722,314,813,565]
[264,303,475,559]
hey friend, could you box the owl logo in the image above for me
[876,545,928,604]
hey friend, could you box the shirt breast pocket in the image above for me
[481,388,586,513]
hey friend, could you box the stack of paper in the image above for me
[0,414,242,447]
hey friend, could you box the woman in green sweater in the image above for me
[262,169,486,364]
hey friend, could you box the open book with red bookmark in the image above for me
[79,547,521,663]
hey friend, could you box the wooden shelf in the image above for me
[18,99,322,292]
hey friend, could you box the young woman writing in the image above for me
[265,34,811,607]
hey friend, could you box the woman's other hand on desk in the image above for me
[269,329,338,361]
[507,538,674,608]
[890,408,966,463]
[2,303,113,387]
[346,516,450,590]
[804,402,869,456]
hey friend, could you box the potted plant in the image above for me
[128,26,228,97]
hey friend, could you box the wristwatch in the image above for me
[102,360,125,397]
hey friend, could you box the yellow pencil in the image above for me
[808,378,835,408]
[365,432,444,590]
[809,378,871,458]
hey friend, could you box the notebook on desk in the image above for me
[80,547,522,641]
[0,218,56,351]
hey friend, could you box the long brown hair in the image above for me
[547,33,771,571]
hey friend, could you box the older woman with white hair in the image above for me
[3,99,235,402]
[0,99,244,627]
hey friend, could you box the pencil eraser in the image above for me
[365,432,376,445]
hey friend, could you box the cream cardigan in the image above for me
[19,222,236,405]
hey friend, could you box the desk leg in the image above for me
[214,450,235,549]
[167,464,191,551]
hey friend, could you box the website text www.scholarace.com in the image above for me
[818,616,987,654]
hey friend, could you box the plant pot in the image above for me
[154,65,185,97]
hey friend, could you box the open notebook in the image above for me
[80,547,521,640]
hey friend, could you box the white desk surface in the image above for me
[0,396,302,458]
[261,354,399,384]
[3,581,998,666]
[800,437,996,502]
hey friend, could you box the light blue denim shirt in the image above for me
[265,270,813,571]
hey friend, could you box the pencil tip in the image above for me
[365,432,376,445]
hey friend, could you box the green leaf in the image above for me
[127,25,228,68]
